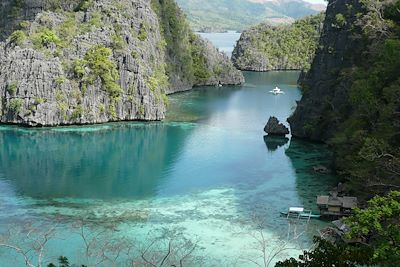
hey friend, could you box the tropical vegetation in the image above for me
[329,0,400,198]
[175,0,325,32]
[278,0,400,265]
[232,13,324,71]
[277,191,400,266]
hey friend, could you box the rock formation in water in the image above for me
[231,13,324,72]
[0,0,244,126]
[264,116,289,136]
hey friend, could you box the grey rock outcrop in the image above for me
[1,0,166,126]
[232,25,273,72]
[193,38,244,87]
[0,0,82,41]
[288,0,364,141]
[264,116,289,136]
[0,0,243,126]
[164,37,244,94]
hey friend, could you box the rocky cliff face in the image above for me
[0,0,82,40]
[232,13,324,72]
[287,0,400,196]
[191,38,244,88]
[151,0,244,94]
[0,0,243,126]
[288,0,365,140]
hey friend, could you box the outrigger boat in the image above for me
[280,207,321,219]
[269,86,284,95]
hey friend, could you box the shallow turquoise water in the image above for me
[0,71,337,266]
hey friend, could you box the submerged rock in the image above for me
[313,165,330,174]
[264,116,290,136]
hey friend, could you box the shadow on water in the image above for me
[166,85,243,122]
[285,138,338,211]
[0,123,191,200]
[263,135,289,152]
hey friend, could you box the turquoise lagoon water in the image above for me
[0,71,338,266]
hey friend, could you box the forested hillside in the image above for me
[176,0,325,32]
[232,13,324,71]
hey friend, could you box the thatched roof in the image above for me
[317,195,358,209]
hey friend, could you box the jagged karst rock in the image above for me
[0,0,243,126]
[0,0,166,126]
[288,0,364,141]
[264,116,290,136]
[232,14,324,72]
[192,38,245,87]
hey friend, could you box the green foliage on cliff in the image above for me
[84,45,122,99]
[31,28,61,48]
[334,13,347,28]
[330,0,400,197]
[75,0,93,12]
[234,13,324,71]
[190,34,211,82]
[138,23,148,41]
[6,81,18,95]
[146,64,169,104]
[9,98,24,114]
[9,30,26,45]
[151,0,211,84]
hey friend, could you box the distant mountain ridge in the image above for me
[176,0,326,32]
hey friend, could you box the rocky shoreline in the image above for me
[0,0,243,127]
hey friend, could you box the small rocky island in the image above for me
[0,0,244,127]
[264,116,289,136]
[231,13,324,72]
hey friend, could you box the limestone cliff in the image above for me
[151,0,244,93]
[287,0,400,194]
[288,0,364,140]
[0,0,243,126]
[232,13,324,72]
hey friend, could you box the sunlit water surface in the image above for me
[0,71,337,266]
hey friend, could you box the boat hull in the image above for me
[280,211,321,219]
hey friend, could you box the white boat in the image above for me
[269,87,284,95]
[280,207,321,219]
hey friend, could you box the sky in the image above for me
[305,0,327,4]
